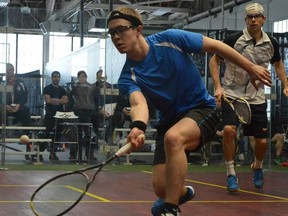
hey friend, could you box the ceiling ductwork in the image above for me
[0,0,253,35]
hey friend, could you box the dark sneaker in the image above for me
[251,163,264,189]
[273,157,281,165]
[178,186,195,205]
[159,203,180,216]
[226,175,239,192]
[151,186,195,216]
[151,199,165,216]
[160,209,179,216]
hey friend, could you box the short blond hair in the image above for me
[245,3,265,16]
[107,7,143,26]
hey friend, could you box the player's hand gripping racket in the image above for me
[222,96,251,125]
[30,134,145,216]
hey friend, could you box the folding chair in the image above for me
[50,111,78,162]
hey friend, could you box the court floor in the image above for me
[0,167,287,216]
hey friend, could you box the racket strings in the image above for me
[233,100,251,124]
[31,173,89,216]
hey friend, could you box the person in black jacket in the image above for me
[0,63,31,160]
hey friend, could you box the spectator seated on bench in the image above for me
[0,63,31,160]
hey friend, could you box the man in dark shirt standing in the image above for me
[42,71,68,161]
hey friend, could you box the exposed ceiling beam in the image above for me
[178,0,252,28]
[49,1,194,22]
[85,3,192,13]
[46,0,56,17]
[144,19,179,25]
[49,0,81,21]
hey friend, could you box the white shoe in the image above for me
[201,161,209,166]
[238,153,245,161]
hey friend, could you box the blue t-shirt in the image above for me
[118,29,215,122]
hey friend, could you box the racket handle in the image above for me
[115,143,132,157]
[115,134,145,157]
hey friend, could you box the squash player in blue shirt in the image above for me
[107,7,271,216]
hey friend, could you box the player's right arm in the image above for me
[209,54,224,103]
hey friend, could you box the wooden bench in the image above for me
[100,127,156,165]
[7,115,42,126]
[0,126,51,164]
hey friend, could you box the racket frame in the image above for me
[222,96,251,125]
[30,140,136,216]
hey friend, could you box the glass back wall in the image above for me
[45,41,101,85]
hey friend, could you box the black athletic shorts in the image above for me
[221,101,268,138]
[153,106,220,165]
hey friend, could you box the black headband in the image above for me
[107,10,142,27]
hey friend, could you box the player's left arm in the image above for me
[273,60,288,97]
[202,36,271,88]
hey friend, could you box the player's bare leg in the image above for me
[223,125,239,192]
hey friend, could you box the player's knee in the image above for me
[223,125,236,137]
[164,132,183,154]
[255,138,267,146]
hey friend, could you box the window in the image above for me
[273,19,288,33]
[18,34,43,73]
